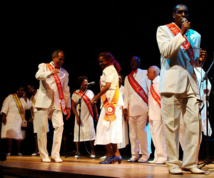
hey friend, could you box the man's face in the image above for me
[147,68,155,81]
[53,51,65,68]
[173,5,189,27]
[130,57,140,71]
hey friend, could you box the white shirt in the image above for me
[124,68,149,116]
[148,76,161,120]
[100,65,124,108]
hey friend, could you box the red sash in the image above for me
[128,73,148,104]
[166,23,194,65]
[74,91,94,118]
[150,83,161,107]
[46,63,67,115]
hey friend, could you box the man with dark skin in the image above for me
[156,4,207,174]
[123,56,150,163]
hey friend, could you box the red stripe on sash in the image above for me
[74,91,94,118]
[46,63,67,115]
[128,73,148,105]
[166,23,194,65]
[150,83,161,108]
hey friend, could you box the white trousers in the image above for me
[37,108,64,160]
[129,114,150,160]
[149,120,167,162]
[161,84,201,169]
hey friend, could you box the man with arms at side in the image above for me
[156,4,207,174]
[35,50,71,163]
[123,56,150,163]
[147,66,167,164]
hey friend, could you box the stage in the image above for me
[1,156,214,178]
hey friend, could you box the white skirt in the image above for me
[94,105,123,145]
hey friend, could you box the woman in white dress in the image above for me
[1,86,31,156]
[91,52,124,164]
[118,74,129,149]
[71,76,98,158]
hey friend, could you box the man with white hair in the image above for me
[147,66,167,164]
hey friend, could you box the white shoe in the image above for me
[169,168,183,175]
[90,155,96,159]
[149,160,157,164]
[127,156,139,162]
[18,153,22,156]
[51,157,63,163]
[7,153,11,156]
[138,157,148,163]
[32,153,37,156]
[183,167,205,174]
[100,156,107,160]
[41,158,51,163]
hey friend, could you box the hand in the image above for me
[204,89,209,94]
[90,96,98,105]
[76,116,82,125]
[181,21,190,36]
[123,108,128,118]
[95,115,99,122]
[66,108,71,120]
[2,114,7,125]
[51,69,60,75]
[199,49,207,62]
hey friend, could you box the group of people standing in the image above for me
[0,4,212,175]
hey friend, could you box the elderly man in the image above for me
[147,66,167,164]
[35,50,71,163]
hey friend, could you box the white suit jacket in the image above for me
[148,76,161,120]
[35,62,71,110]
[124,68,149,117]
[156,23,201,94]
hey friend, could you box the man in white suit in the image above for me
[156,4,207,174]
[123,56,150,163]
[147,66,167,164]
[35,50,71,163]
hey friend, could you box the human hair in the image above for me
[77,76,88,87]
[98,52,121,73]
[52,50,64,58]
[172,4,188,13]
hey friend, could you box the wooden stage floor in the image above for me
[1,156,214,178]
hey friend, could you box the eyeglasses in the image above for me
[176,10,189,15]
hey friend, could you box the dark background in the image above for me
[1,1,214,158]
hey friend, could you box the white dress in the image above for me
[72,89,96,142]
[117,85,129,149]
[1,94,31,140]
[94,65,124,145]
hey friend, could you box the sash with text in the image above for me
[46,63,67,115]
[166,23,194,65]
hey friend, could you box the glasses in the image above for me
[176,10,189,15]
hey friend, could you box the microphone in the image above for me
[87,81,95,86]
[181,18,187,23]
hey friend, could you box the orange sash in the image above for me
[74,91,94,118]
[46,63,67,115]
[150,83,161,107]
[128,73,148,104]
[101,84,119,122]
[166,23,194,65]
